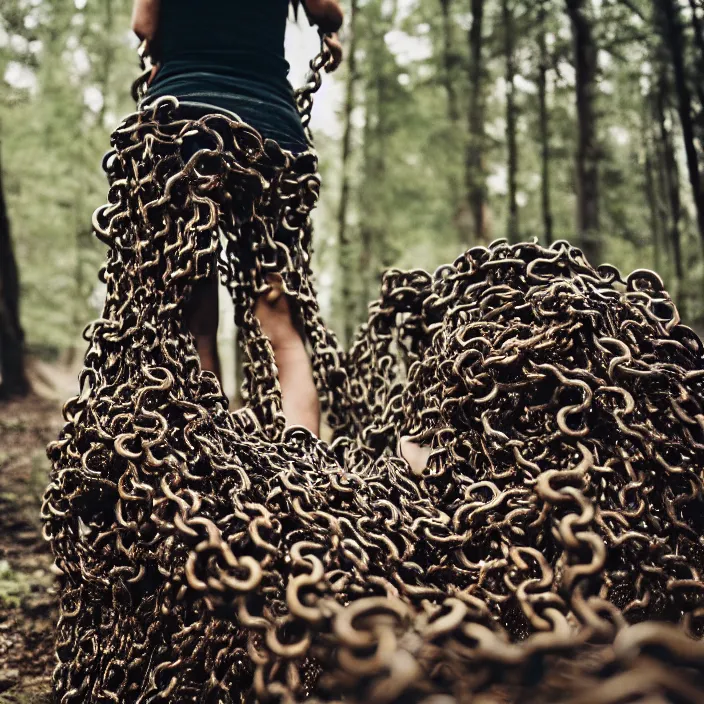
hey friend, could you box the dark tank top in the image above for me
[144,0,309,153]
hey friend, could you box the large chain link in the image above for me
[42,29,704,704]
[294,35,333,142]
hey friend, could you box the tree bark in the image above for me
[440,0,460,124]
[537,0,554,246]
[359,105,374,315]
[687,0,704,109]
[98,0,114,125]
[655,81,684,289]
[439,0,465,242]
[359,1,396,313]
[565,0,600,265]
[651,93,676,271]
[0,145,29,399]
[337,0,358,346]
[373,0,398,276]
[689,0,704,45]
[503,0,519,243]
[642,99,664,274]
[464,0,487,244]
[656,0,704,248]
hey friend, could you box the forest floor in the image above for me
[0,364,78,703]
[1,319,703,704]
[0,355,241,704]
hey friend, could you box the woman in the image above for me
[130,0,344,435]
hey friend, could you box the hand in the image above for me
[324,33,343,72]
[304,0,344,34]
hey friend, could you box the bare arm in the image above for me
[131,0,161,43]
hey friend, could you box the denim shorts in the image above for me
[143,68,310,154]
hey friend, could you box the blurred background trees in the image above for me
[1,0,704,382]
[0,0,136,392]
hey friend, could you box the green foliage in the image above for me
[322,0,704,334]
[2,0,704,354]
[1,0,135,355]
[0,558,28,608]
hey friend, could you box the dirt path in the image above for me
[0,395,63,703]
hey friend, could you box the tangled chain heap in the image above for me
[41,54,704,704]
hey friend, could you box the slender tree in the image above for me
[358,52,376,315]
[641,96,665,274]
[655,0,704,248]
[503,0,519,243]
[98,0,115,125]
[439,0,466,242]
[440,0,460,124]
[358,0,398,311]
[654,79,684,292]
[537,0,554,245]
[337,0,359,346]
[686,0,704,110]
[464,0,487,244]
[0,144,28,399]
[375,4,398,272]
[566,0,601,264]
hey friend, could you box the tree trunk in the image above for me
[372,2,398,272]
[440,0,460,124]
[655,81,684,290]
[358,57,377,316]
[98,0,114,125]
[359,1,396,313]
[537,0,554,246]
[644,144,663,274]
[689,0,704,45]
[656,0,704,248]
[0,146,29,399]
[566,0,600,265]
[687,0,704,109]
[464,0,487,244]
[359,107,374,316]
[642,99,664,274]
[337,0,359,347]
[439,0,466,242]
[503,0,519,243]
[651,92,676,271]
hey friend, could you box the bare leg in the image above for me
[254,275,320,435]
[185,270,222,381]
[400,437,432,475]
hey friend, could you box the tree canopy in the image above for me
[2,0,704,358]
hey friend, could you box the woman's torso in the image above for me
[145,0,309,153]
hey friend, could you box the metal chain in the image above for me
[294,34,333,142]
[42,33,704,704]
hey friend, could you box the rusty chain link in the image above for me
[41,35,704,704]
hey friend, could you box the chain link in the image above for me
[42,35,704,704]
[295,34,334,143]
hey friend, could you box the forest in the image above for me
[1,2,704,699]
[1,0,704,391]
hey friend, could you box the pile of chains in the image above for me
[41,42,704,704]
